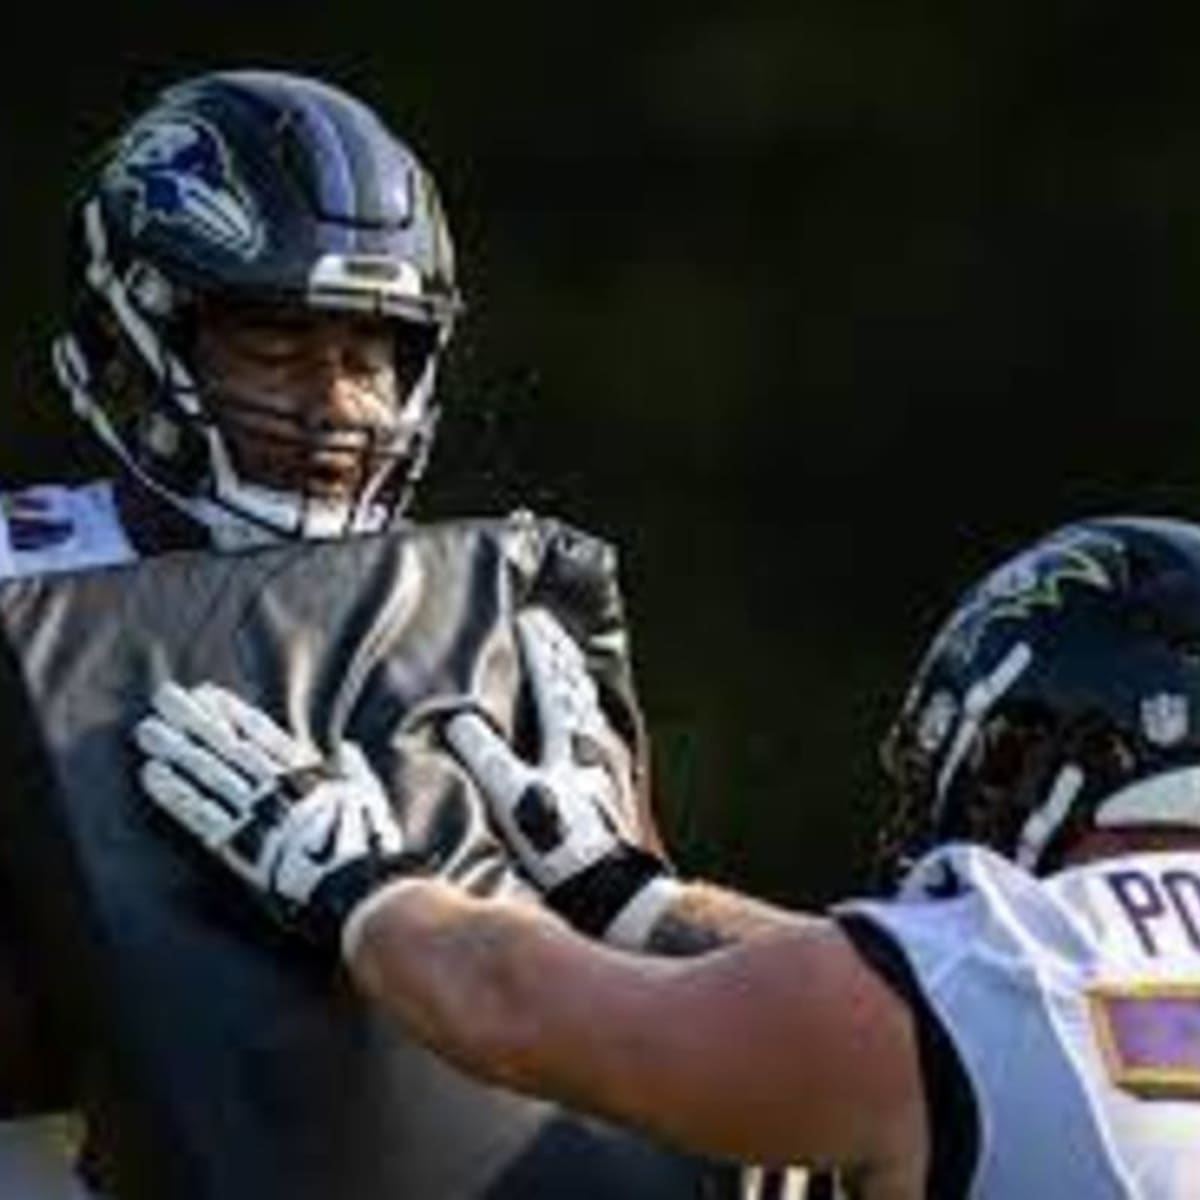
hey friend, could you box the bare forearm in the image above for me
[645,880,801,956]
[345,879,656,1102]
[346,877,802,1062]
[343,877,813,1140]
[341,877,898,1167]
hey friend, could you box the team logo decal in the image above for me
[1141,693,1190,748]
[108,116,263,259]
[942,530,1125,660]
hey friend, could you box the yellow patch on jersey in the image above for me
[1088,982,1200,1100]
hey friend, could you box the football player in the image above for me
[7,68,458,580]
[8,66,702,1200]
[138,516,1200,1197]
[0,67,450,1197]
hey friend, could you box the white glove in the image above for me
[445,608,679,949]
[134,681,417,956]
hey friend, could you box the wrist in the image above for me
[602,873,684,949]
[545,844,681,949]
[339,875,430,967]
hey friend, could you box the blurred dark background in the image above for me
[8,1,1200,907]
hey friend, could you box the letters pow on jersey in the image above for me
[940,528,1126,660]
[108,115,263,260]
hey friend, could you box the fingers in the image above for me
[138,757,240,849]
[333,740,375,786]
[134,711,260,810]
[516,608,602,764]
[191,683,315,771]
[332,741,405,856]
[135,681,319,862]
[444,711,529,803]
[148,682,286,783]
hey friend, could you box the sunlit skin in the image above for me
[336,825,1200,1195]
[192,303,408,500]
[344,878,927,1197]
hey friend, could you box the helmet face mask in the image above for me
[190,299,441,536]
[876,519,1200,890]
[52,69,461,548]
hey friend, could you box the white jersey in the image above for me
[840,844,1200,1198]
[0,482,136,1196]
[0,1120,91,1199]
[0,482,136,581]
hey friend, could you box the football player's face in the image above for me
[193,303,418,501]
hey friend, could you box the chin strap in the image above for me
[198,434,391,550]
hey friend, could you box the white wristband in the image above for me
[602,875,684,950]
[339,876,427,966]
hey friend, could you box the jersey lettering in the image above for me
[1105,866,1200,956]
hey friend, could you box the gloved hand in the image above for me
[444,608,680,949]
[133,681,417,958]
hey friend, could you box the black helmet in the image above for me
[877,517,1200,886]
[52,69,461,547]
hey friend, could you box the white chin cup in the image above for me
[193,414,398,548]
[195,478,389,551]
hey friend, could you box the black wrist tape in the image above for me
[299,850,429,955]
[546,845,669,939]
